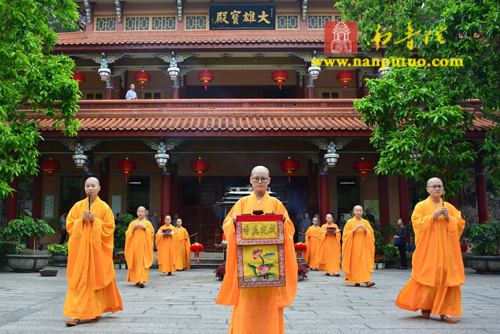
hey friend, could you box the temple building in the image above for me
[2,0,492,247]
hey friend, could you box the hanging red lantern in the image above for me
[40,158,61,182]
[280,156,299,183]
[294,242,307,263]
[271,69,289,90]
[336,70,354,91]
[197,69,214,91]
[117,157,137,183]
[352,157,374,183]
[134,70,151,91]
[71,71,86,87]
[190,157,210,183]
[190,242,205,266]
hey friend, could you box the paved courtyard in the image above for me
[0,265,498,334]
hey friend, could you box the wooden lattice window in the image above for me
[143,92,162,99]
[124,16,176,31]
[85,92,104,100]
[276,15,299,30]
[307,15,332,30]
[185,15,208,30]
[320,90,341,99]
[95,17,116,31]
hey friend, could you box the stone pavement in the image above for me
[0,265,498,334]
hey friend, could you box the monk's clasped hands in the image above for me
[83,211,94,222]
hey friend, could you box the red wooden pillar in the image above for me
[161,171,171,220]
[296,72,305,98]
[319,172,329,225]
[356,69,365,98]
[7,177,19,224]
[105,65,114,100]
[306,75,315,99]
[172,78,180,99]
[398,175,410,223]
[378,175,390,228]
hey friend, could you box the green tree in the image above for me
[336,0,500,196]
[0,0,81,198]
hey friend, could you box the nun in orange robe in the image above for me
[175,219,191,270]
[304,217,322,270]
[125,206,155,286]
[63,178,122,325]
[396,178,465,323]
[215,166,297,334]
[341,205,375,286]
[155,215,178,275]
[319,213,341,275]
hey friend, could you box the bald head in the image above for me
[85,177,100,186]
[251,166,269,178]
[427,177,442,187]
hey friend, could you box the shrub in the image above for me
[48,243,68,255]
[214,262,226,280]
[467,221,500,256]
[0,241,17,267]
[298,263,309,279]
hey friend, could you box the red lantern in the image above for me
[294,242,307,263]
[336,70,354,91]
[134,70,151,91]
[352,157,374,183]
[271,69,289,90]
[117,157,137,183]
[190,242,205,266]
[40,158,61,182]
[197,69,214,91]
[280,157,299,183]
[190,157,210,183]
[71,71,86,87]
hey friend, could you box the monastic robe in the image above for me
[304,225,322,269]
[175,226,191,270]
[63,196,123,319]
[216,191,297,334]
[125,219,154,283]
[155,223,178,273]
[396,197,465,317]
[319,223,341,274]
[341,218,375,284]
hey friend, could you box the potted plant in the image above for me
[298,263,309,280]
[374,254,389,269]
[113,255,125,269]
[214,262,226,281]
[48,242,68,267]
[1,217,55,272]
[465,221,500,273]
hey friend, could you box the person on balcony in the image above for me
[125,206,154,288]
[125,84,138,100]
[63,177,123,326]
[216,166,297,334]
[342,205,375,287]
[396,177,465,324]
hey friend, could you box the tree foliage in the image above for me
[0,0,81,198]
[336,0,500,196]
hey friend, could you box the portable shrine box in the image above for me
[235,213,286,288]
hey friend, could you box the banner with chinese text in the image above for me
[209,4,276,30]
